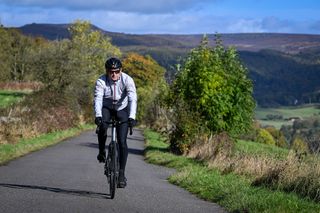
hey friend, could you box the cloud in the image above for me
[1,0,320,34]
[261,16,293,32]
[224,18,264,33]
[93,12,227,34]
[0,7,73,27]
[1,0,213,13]
[260,16,320,34]
[310,21,320,32]
[217,16,320,34]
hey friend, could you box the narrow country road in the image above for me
[0,129,225,213]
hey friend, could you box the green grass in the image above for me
[257,119,292,129]
[255,105,320,129]
[235,139,289,159]
[0,90,30,108]
[255,105,320,120]
[0,124,94,164]
[144,129,320,212]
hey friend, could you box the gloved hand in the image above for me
[128,118,136,127]
[95,117,102,126]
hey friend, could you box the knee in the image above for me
[98,122,108,135]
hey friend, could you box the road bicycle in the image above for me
[103,116,133,199]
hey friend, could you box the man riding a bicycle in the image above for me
[94,57,137,188]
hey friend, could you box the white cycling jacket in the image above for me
[94,72,137,119]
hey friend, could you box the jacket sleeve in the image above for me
[126,76,137,119]
[94,79,104,117]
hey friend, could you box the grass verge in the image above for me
[235,139,289,159]
[0,124,94,165]
[0,90,30,108]
[144,129,320,213]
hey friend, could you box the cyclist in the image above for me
[94,57,137,188]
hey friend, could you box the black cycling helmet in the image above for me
[105,57,122,70]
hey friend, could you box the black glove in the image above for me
[128,118,136,127]
[95,117,102,126]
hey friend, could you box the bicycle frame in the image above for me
[104,116,119,199]
[102,114,133,199]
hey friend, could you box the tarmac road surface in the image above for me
[0,129,226,213]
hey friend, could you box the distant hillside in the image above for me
[17,23,320,53]
[240,50,320,106]
[15,23,320,106]
[18,23,71,40]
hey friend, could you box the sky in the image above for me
[0,0,320,35]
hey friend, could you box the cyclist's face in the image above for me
[107,68,121,81]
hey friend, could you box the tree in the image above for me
[8,29,35,81]
[122,53,165,88]
[31,20,121,91]
[0,20,124,142]
[30,39,71,90]
[122,53,166,121]
[28,20,122,123]
[0,27,35,82]
[173,35,255,136]
[68,20,121,85]
[0,26,12,81]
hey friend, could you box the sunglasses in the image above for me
[108,69,121,74]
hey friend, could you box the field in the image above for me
[0,90,29,108]
[255,105,320,129]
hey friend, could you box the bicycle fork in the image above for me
[104,123,119,183]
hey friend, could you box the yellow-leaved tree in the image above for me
[122,53,166,122]
[20,20,122,134]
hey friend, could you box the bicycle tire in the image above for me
[110,173,116,199]
[109,143,116,199]
[115,142,120,187]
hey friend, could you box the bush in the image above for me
[0,88,80,144]
[168,35,255,154]
[257,129,276,145]
[0,121,22,144]
[172,35,255,136]
[265,126,288,148]
[281,117,320,153]
[169,98,205,154]
[291,135,309,154]
[144,80,172,133]
[187,132,235,162]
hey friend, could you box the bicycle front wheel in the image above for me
[109,143,117,199]
[109,172,116,199]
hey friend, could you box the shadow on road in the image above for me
[127,135,144,142]
[81,142,144,156]
[128,148,144,156]
[0,183,113,199]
